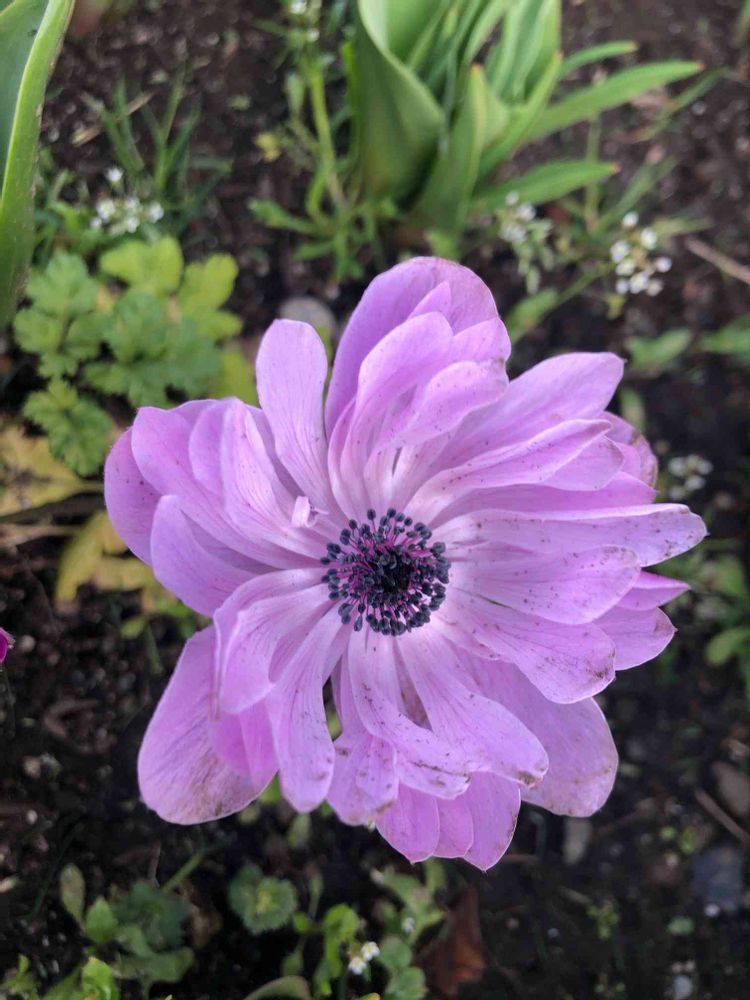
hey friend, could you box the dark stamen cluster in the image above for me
[321,509,450,635]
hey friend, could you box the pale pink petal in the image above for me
[434,795,474,859]
[328,731,399,825]
[256,320,336,510]
[596,606,676,670]
[484,661,618,817]
[605,414,658,486]
[138,628,256,823]
[454,546,640,624]
[376,786,441,863]
[150,496,253,615]
[463,774,521,870]
[104,429,160,562]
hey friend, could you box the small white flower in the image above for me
[615,258,636,277]
[629,272,649,294]
[106,166,123,184]
[668,457,687,476]
[616,278,630,295]
[124,195,140,213]
[610,240,630,263]
[96,198,116,221]
[501,222,525,243]
[146,202,165,222]
[623,211,639,228]
[505,191,520,206]
[685,474,705,492]
[90,216,103,230]
[655,256,673,273]
[402,916,416,934]
[361,941,380,961]
[307,27,320,41]
[646,279,664,297]
[517,202,536,222]
[124,216,140,233]
[695,457,713,475]
[640,227,658,250]
[668,485,686,500]
[290,0,307,12]
[348,956,366,975]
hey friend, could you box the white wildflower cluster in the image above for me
[348,940,380,976]
[90,166,165,237]
[610,212,672,298]
[667,454,712,500]
[497,192,554,294]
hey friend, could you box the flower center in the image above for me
[321,509,450,635]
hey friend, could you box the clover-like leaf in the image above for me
[177,254,242,341]
[228,865,298,934]
[24,380,114,476]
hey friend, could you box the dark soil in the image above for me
[2,0,750,998]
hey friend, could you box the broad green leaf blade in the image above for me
[528,60,701,141]
[409,65,488,232]
[352,0,444,202]
[244,978,313,1000]
[473,159,615,211]
[0,0,74,331]
[560,41,636,78]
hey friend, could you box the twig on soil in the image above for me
[72,90,155,147]
[686,237,750,286]
[694,787,750,847]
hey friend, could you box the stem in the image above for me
[306,56,346,211]
[584,118,602,234]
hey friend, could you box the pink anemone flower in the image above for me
[0,628,13,663]
[105,257,705,869]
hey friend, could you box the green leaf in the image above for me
[243,978,313,1000]
[228,865,298,934]
[177,254,241,341]
[384,966,427,1000]
[114,881,189,952]
[59,864,86,927]
[42,966,82,1000]
[0,0,74,331]
[560,41,636,78]
[528,60,701,141]
[15,307,108,378]
[701,317,750,363]
[80,958,120,1000]
[25,252,99,317]
[626,329,691,375]
[84,897,119,946]
[706,627,750,667]
[409,65,488,232]
[352,0,444,202]
[378,936,412,973]
[504,289,559,342]
[116,948,193,986]
[55,511,125,603]
[474,159,615,211]
[99,236,184,295]
[24,381,114,476]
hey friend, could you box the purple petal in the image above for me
[256,320,336,510]
[618,571,689,610]
[486,661,618,817]
[0,628,14,664]
[150,496,253,615]
[455,546,641,624]
[209,701,278,797]
[596,606,676,670]
[104,429,160,562]
[463,774,521,870]
[326,257,509,435]
[376,786,441,863]
[138,628,256,823]
[328,730,399,825]
[434,795,474,859]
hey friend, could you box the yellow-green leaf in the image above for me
[0,422,98,516]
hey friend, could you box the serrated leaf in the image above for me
[55,511,125,602]
[626,329,691,375]
[115,948,193,986]
[384,966,427,1000]
[84,897,119,946]
[99,236,184,295]
[0,423,97,516]
[24,381,114,476]
[114,881,189,953]
[59,864,86,927]
[25,252,99,317]
[228,865,298,934]
[178,254,238,313]
[80,958,120,1000]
